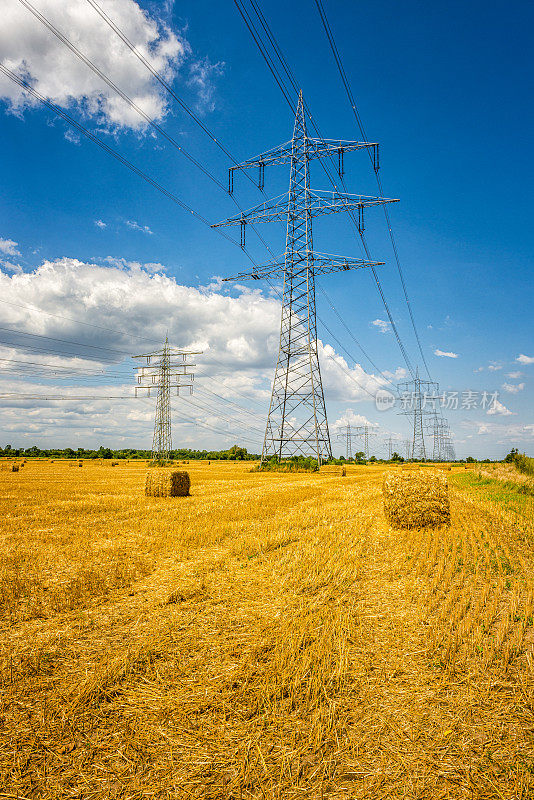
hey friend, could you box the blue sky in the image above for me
[0,0,532,457]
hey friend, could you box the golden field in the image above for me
[1,459,534,799]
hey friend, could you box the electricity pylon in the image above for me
[351,424,377,459]
[133,337,200,462]
[213,91,397,464]
[397,368,439,460]
[385,435,396,460]
[425,412,446,461]
[336,423,358,459]
[440,417,456,461]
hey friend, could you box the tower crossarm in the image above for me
[229,138,378,173]
[213,190,398,228]
[223,251,383,282]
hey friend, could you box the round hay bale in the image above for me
[145,469,190,498]
[383,469,450,529]
[11,464,19,472]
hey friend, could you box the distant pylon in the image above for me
[133,337,200,462]
[397,368,440,460]
[425,412,444,461]
[336,423,356,459]
[351,424,377,459]
[385,435,396,460]
[213,91,397,464]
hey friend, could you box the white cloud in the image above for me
[0,237,20,256]
[434,349,459,358]
[487,399,514,416]
[517,354,534,365]
[94,219,107,229]
[1,261,23,274]
[332,409,378,431]
[371,318,390,334]
[187,56,225,113]
[488,363,502,372]
[502,382,525,394]
[382,367,407,380]
[125,220,153,235]
[0,257,392,447]
[0,0,188,130]
[462,419,533,440]
[506,371,523,379]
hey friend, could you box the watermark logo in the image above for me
[375,389,501,412]
[375,389,396,412]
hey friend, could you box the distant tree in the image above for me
[97,446,113,459]
[228,445,248,460]
[504,448,519,463]
[466,456,476,463]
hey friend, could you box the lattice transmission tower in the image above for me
[351,424,377,459]
[397,368,439,460]
[336,423,358,459]
[426,412,446,461]
[213,92,397,464]
[133,337,200,462]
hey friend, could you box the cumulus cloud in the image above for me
[94,219,107,229]
[517,354,534,365]
[506,371,523,379]
[0,0,188,130]
[487,399,513,416]
[502,382,525,394]
[371,318,390,334]
[331,408,378,430]
[0,237,20,256]
[434,349,459,358]
[487,363,502,372]
[0,257,398,448]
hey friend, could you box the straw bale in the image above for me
[383,469,450,528]
[145,469,190,497]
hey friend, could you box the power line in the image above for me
[233,0,416,378]
[4,11,396,397]
[0,298,163,347]
[314,0,432,380]
[18,0,228,192]
[18,0,279,264]
[0,64,247,257]
[84,0,263,190]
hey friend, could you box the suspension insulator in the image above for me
[338,148,344,177]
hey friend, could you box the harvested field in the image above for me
[1,460,534,799]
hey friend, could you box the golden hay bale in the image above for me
[11,464,19,472]
[145,469,190,498]
[383,470,450,529]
